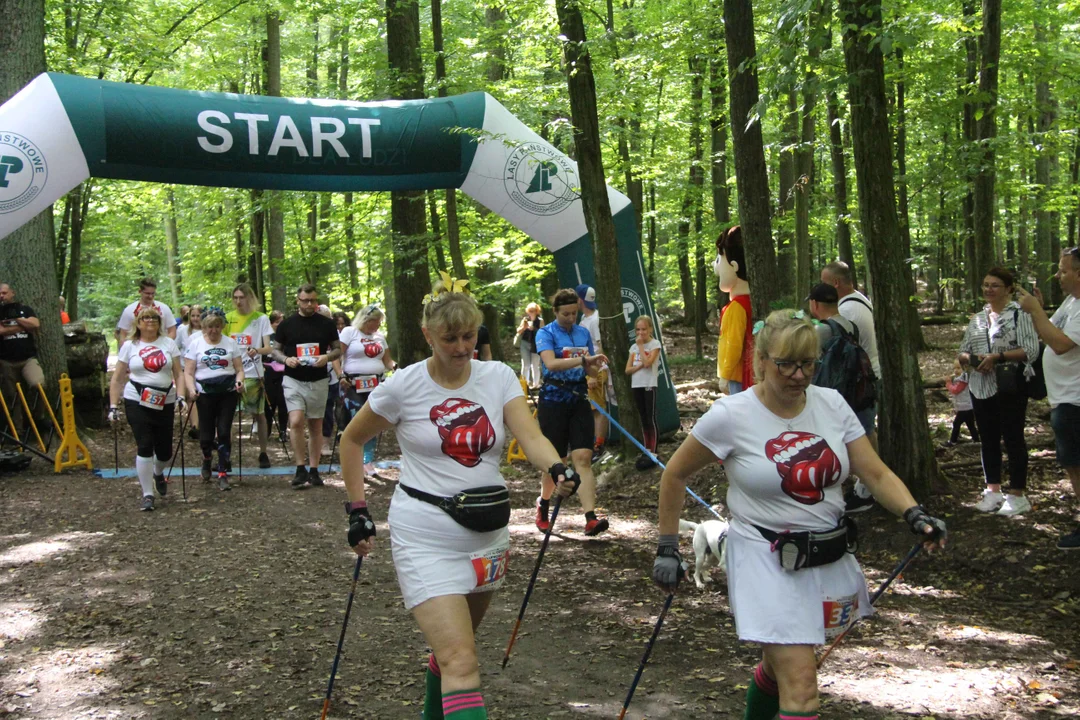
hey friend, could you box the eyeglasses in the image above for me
[772,358,818,377]
[140,317,161,323]
[297,297,318,304]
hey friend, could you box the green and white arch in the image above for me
[0,72,677,433]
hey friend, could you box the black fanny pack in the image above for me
[754,518,857,571]
[400,483,511,533]
[130,380,173,395]
[199,374,236,394]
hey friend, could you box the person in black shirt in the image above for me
[475,324,492,361]
[0,284,45,434]
[269,284,342,489]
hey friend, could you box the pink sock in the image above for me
[778,713,818,719]
[442,690,485,716]
[428,653,441,678]
[754,662,778,696]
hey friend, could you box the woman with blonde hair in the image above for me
[653,310,946,720]
[338,285,577,720]
[108,306,186,511]
[338,303,395,477]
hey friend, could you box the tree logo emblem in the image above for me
[503,142,578,216]
[0,132,48,216]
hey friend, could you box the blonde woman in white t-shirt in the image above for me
[337,290,577,720]
[626,315,662,470]
[652,310,946,720]
[338,304,395,478]
[108,306,186,512]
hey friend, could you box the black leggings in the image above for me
[196,391,237,459]
[124,399,176,459]
[971,391,1029,490]
[263,369,288,433]
[633,387,658,452]
[950,409,980,443]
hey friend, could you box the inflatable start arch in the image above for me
[0,73,677,432]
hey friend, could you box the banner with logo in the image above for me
[0,73,677,431]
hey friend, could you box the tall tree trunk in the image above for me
[387,0,429,366]
[264,11,286,312]
[1034,15,1055,290]
[688,55,708,357]
[839,0,939,499]
[338,27,361,308]
[63,180,91,321]
[724,0,778,319]
[826,93,856,285]
[431,0,467,281]
[1069,132,1079,248]
[972,0,1001,277]
[248,189,264,304]
[427,190,447,272]
[554,0,640,440]
[709,10,730,317]
[0,0,68,389]
[605,0,644,244]
[777,92,796,292]
[164,189,181,307]
[962,0,978,307]
[894,48,925,350]
[795,2,824,299]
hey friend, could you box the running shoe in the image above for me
[996,494,1031,516]
[583,516,610,536]
[974,489,1006,513]
[258,452,271,469]
[307,469,324,487]
[591,444,605,464]
[535,499,551,532]
[1057,526,1080,551]
[201,457,212,482]
[291,467,309,489]
[140,495,155,512]
[635,453,657,471]
[188,427,199,440]
[217,473,232,491]
[843,489,876,515]
[154,473,168,497]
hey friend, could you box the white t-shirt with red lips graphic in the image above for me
[119,336,181,403]
[691,385,865,541]
[366,359,524,497]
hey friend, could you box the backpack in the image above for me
[812,319,877,412]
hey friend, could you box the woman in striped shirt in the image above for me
[958,266,1040,516]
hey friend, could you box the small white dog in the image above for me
[679,518,729,589]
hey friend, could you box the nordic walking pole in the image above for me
[502,495,563,669]
[112,413,119,475]
[816,543,923,669]
[319,555,363,720]
[617,592,675,720]
[236,393,243,483]
[165,397,196,492]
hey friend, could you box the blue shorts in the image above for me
[1051,403,1080,467]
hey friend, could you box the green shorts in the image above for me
[240,378,264,413]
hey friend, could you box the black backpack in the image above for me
[812,319,877,412]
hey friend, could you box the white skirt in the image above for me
[725,519,873,645]
[388,486,511,611]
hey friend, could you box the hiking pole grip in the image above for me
[502,496,562,669]
[618,592,675,720]
[320,555,363,720]
[816,542,922,669]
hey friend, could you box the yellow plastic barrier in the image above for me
[0,390,19,442]
[15,383,46,452]
[54,374,92,472]
[37,384,63,437]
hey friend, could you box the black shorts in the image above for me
[538,398,593,457]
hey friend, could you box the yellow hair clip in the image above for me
[423,271,471,305]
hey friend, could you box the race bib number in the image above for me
[354,375,379,391]
[232,333,253,348]
[139,387,167,410]
[561,346,588,360]
[471,545,510,591]
[297,342,321,366]
[823,594,859,640]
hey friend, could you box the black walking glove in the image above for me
[652,535,686,592]
[548,462,579,495]
[346,504,376,548]
[903,505,947,545]
[108,406,121,423]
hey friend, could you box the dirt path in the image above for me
[1,323,1078,718]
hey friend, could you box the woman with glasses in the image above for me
[184,308,245,490]
[108,307,186,511]
[958,266,1040,516]
[338,304,394,478]
[652,310,946,720]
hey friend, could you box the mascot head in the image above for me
[713,225,747,293]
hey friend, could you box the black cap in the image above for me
[806,283,839,303]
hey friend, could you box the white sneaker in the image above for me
[974,489,1005,513]
[997,494,1031,516]
[363,462,376,477]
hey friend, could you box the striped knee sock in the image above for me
[423,655,443,720]
[778,712,818,719]
[743,663,780,720]
[441,689,486,718]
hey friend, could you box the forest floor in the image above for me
[1,323,1078,719]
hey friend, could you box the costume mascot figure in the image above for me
[714,225,754,394]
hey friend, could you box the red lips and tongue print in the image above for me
[363,340,382,358]
[138,346,168,373]
[429,398,496,467]
[764,430,842,505]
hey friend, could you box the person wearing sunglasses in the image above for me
[652,309,945,720]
